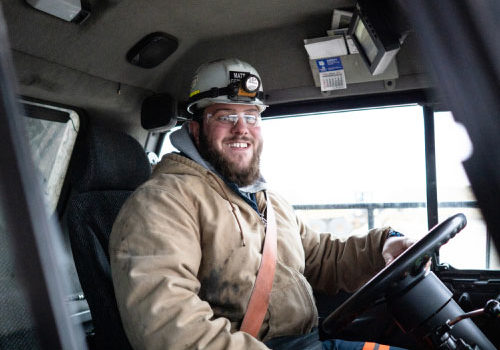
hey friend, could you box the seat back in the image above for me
[66,127,151,350]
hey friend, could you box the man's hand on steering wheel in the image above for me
[382,235,415,266]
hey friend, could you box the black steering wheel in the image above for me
[322,213,467,335]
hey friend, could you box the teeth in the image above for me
[229,143,248,148]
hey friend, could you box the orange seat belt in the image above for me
[240,194,277,337]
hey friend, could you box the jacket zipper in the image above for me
[259,212,267,228]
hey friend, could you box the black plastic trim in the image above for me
[423,105,438,229]
[262,89,431,118]
[22,103,70,123]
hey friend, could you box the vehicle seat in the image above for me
[66,127,151,350]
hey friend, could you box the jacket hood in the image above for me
[170,123,214,172]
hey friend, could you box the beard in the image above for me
[198,130,262,187]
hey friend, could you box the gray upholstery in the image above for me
[67,127,151,349]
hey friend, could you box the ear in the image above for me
[188,120,201,148]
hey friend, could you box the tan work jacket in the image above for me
[110,153,390,350]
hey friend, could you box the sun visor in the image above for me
[141,94,178,132]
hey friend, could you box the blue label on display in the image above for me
[316,57,343,73]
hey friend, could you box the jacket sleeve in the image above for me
[298,214,391,295]
[109,186,269,350]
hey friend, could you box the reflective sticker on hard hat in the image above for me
[190,75,198,90]
[189,90,200,98]
[315,57,346,91]
[230,71,248,83]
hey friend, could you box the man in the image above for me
[109,58,412,350]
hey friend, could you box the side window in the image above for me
[434,112,499,269]
[159,126,181,157]
[261,105,428,239]
[260,105,494,271]
[21,100,80,213]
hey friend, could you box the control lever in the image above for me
[448,299,500,327]
[431,299,500,350]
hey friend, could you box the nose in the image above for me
[231,115,249,134]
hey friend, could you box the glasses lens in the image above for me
[243,114,258,125]
[210,111,261,126]
[215,114,238,124]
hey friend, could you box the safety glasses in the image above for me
[206,110,261,127]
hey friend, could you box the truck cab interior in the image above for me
[0,0,499,349]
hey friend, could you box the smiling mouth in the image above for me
[227,142,249,148]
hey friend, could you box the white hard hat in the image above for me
[186,58,268,114]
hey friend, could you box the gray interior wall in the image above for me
[12,51,150,142]
[2,0,194,92]
[3,0,355,92]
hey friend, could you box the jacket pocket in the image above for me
[264,261,318,341]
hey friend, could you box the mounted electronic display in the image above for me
[348,0,408,75]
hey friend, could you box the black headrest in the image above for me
[141,93,178,132]
[71,127,151,192]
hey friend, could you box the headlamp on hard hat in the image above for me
[242,74,260,93]
[228,73,262,100]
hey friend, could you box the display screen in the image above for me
[354,18,378,64]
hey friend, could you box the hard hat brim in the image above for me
[187,98,268,114]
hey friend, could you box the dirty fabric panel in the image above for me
[24,110,79,213]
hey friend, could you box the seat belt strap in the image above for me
[240,194,277,338]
